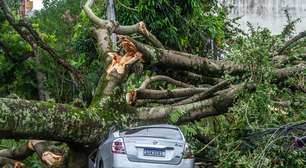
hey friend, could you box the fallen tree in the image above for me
[0,0,305,167]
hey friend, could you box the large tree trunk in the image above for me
[67,145,91,168]
[0,98,105,145]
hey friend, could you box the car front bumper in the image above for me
[112,154,194,168]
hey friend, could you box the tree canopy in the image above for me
[0,0,305,167]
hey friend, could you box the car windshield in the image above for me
[120,127,183,140]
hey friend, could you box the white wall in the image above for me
[32,0,43,10]
[220,0,306,34]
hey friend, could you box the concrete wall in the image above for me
[220,0,306,34]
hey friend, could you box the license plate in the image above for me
[143,148,166,157]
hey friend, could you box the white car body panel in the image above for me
[89,124,194,168]
[112,153,194,168]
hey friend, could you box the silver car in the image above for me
[89,124,194,168]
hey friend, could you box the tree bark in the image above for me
[67,145,91,168]
[0,98,106,146]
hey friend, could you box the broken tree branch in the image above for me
[278,30,306,55]
[28,140,63,166]
[0,140,63,167]
[97,36,144,97]
[139,75,194,89]
[123,37,245,76]
[175,80,230,105]
[136,85,241,121]
[0,142,34,161]
[155,69,223,85]
[84,0,163,48]
[133,39,220,74]
[274,63,305,82]
[126,87,210,105]
[135,97,187,106]
[106,36,143,75]
[0,157,24,168]
[93,28,112,59]
[176,106,218,124]
[83,0,109,28]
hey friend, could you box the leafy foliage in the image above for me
[0,0,305,167]
[115,0,227,54]
[191,24,306,168]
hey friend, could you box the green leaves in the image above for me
[228,28,275,83]
[116,0,227,54]
[169,109,185,123]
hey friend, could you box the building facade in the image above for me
[220,0,306,34]
[20,0,33,17]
